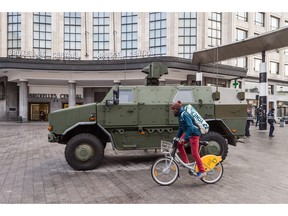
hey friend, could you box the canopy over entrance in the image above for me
[192,26,288,65]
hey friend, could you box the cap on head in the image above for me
[171,101,182,110]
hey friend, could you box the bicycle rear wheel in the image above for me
[151,157,179,186]
[200,162,223,184]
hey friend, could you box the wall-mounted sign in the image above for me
[28,93,82,99]
[8,49,159,60]
[8,50,80,60]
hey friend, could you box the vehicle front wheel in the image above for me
[65,133,104,171]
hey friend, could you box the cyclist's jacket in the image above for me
[176,107,201,141]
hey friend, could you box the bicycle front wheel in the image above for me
[151,157,179,186]
[201,162,224,184]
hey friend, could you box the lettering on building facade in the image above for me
[28,93,82,99]
[8,49,159,60]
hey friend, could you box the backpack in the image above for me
[181,104,209,134]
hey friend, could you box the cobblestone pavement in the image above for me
[0,121,288,205]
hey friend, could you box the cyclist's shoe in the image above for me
[197,172,207,179]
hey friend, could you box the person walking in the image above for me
[171,101,206,178]
[268,108,276,137]
[245,108,254,137]
[255,107,260,127]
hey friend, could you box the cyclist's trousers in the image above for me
[178,135,205,173]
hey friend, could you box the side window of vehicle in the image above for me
[119,89,134,103]
[173,89,194,103]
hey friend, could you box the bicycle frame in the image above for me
[161,140,221,175]
[151,139,224,186]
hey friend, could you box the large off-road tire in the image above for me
[200,131,228,161]
[65,133,104,171]
[184,131,228,162]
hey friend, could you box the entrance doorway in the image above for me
[29,103,49,121]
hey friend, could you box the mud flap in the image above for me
[195,155,222,172]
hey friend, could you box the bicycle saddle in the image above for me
[199,141,209,146]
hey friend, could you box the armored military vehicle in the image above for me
[48,62,247,171]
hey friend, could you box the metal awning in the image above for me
[192,26,288,65]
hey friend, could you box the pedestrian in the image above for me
[268,108,276,137]
[40,109,46,121]
[255,107,260,127]
[245,108,254,137]
[171,101,206,178]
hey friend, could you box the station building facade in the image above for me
[0,12,288,122]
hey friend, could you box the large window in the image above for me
[254,58,262,72]
[235,29,247,68]
[64,12,81,60]
[7,12,21,57]
[236,57,247,68]
[178,12,197,59]
[255,12,265,27]
[149,12,167,56]
[236,12,248,22]
[285,21,288,55]
[93,12,110,60]
[121,12,138,58]
[285,64,288,76]
[236,28,247,41]
[33,12,52,59]
[270,61,279,74]
[208,12,222,47]
[270,16,280,30]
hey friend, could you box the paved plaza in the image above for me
[0,121,288,204]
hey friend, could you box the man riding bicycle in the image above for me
[171,101,207,178]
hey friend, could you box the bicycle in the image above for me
[151,138,224,186]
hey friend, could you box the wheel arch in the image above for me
[206,119,236,146]
[59,122,111,147]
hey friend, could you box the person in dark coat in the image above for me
[267,108,276,137]
[245,108,254,137]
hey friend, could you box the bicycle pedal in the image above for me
[188,169,194,176]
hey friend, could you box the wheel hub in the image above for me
[75,144,94,161]
[206,141,220,155]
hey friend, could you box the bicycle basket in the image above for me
[161,140,173,153]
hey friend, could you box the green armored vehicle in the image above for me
[48,62,247,171]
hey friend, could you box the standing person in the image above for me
[255,107,260,127]
[245,108,254,137]
[268,108,276,137]
[171,101,206,178]
[40,109,46,121]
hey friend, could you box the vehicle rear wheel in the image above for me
[184,131,228,162]
[65,133,104,171]
[200,131,228,161]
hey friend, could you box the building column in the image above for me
[259,51,268,130]
[68,80,76,107]
[19,79,28,122]
[196,65,202,86]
